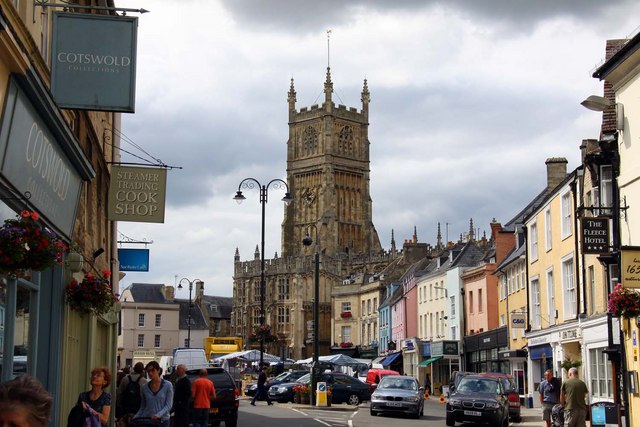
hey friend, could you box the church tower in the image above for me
[282,69,382,258]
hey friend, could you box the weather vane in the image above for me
[327,29,332,68]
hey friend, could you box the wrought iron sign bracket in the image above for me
[34,1,149,15]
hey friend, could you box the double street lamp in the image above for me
[178,278,204,348]
[302,224,321,405]
[234,177,293,368]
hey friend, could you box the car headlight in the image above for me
[276,387,287,393]
[404,395,420,402]
[485,401,500,408]
[371,393,380,400]
[449,398,461,406]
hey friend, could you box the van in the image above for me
[365,368,400,392]
[158,356,173,374]
[167,348,209,374]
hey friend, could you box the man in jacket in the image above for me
[173,365,191,427]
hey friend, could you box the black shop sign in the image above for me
[581,217,610,254]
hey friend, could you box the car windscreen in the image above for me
[297,373,311,384]
[457,378,500,394]
[378,378,418,390]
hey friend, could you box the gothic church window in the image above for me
[302,126,318,156]
[338,126,353,155]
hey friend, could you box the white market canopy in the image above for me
[296,354,361,367]
[213,349,281,363]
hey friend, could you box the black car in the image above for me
[446,375,509,427]
[244,370,307,398]
[268,372,371,405]
[185,367,239,427]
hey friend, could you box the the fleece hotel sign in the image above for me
[51,13,138,112]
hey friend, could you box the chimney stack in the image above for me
[545,157,568,193]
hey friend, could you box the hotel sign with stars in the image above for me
[581,217,610,254]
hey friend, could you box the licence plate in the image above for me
[464,410,482,416]
[386,402,402,407]
[210,408,219,414]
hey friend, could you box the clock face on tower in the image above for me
[302,188,316,206]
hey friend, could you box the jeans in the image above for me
[251,384,272,405]
[191,408,209,427]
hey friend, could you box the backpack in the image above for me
[122,374,142,414]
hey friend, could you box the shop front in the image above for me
[401,337,419,376]
[464,327,508,373]
[499,349,528,398]
[526,332,556,407]
[429,340,460,395]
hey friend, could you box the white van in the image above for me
[168,348,209,374]
[158,356,173,374]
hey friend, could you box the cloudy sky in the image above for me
[114,0,639,298]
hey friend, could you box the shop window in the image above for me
[589,347,612,398]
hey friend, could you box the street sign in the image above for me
[581,217,610,254]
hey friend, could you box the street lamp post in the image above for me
[303,225,321,405]
[178,278,204,348]
[234,178,293,368]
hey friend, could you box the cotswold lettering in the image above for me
[57,52,131,67]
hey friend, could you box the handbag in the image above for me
[67,405,85,427]
[84,412,101,427]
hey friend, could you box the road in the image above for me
[237,396,542,427]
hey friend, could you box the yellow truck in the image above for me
[205,337,243,361]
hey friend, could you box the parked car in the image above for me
[268,372,371,405]
[245,370,307,398]
[446,371,472,396]
[446,375,509,427]
[370,375,424,419]
[185,367,239,427]
[365,368,400,392]
[479,372,521,421]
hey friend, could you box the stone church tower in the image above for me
[232,69,390,360]
[281,68,382,258]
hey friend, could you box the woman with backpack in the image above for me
[117,362,147,420]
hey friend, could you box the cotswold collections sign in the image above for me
[108,165,167,223]
[51,13,137,112]
[0,78,82,238]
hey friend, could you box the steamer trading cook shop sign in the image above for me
[108,165,167,223]
[51,13,138,112]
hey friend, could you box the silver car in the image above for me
[370,375,424,419]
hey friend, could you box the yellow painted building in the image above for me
[591,32,640,427]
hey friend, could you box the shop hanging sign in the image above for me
[118,248,150,271]
[108,165,167,223]
[511,313,526,329]
[581,217,610,254]
[51,12,138,112]
[621,246,640,289]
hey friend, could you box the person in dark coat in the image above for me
[173,364,191,427]
[250,366,273,406]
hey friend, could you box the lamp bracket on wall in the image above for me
[34,0,149,14]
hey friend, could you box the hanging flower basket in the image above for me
[340,342,353,348]
[608,283,640,318]
[65,270,117,315]
[0,211,68,277]
[249,324,278,343]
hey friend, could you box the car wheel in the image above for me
[502,413,509,427]
[511,416,521,423]
[370,408,377,416]
[347,394,361,405]
[420,402,424,417]
[412,408,421,419]
[445,413,455,426]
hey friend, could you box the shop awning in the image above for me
[418,356,443,367]
[381,352,402,366]
[529,345,552,360]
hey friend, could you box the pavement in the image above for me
[242,393,545,421]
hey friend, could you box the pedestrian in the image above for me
[560,367,589,427]
[539,369,562,427]
[132,361,173,427]
[116,362,147,420]
[173,364,191,427]
[424,374,431,395]
[0,375,53,427]
[191,368,216,427]
[75,366,113,426]
[251,366,273,406]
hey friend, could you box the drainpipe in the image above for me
[570,177,582,318]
